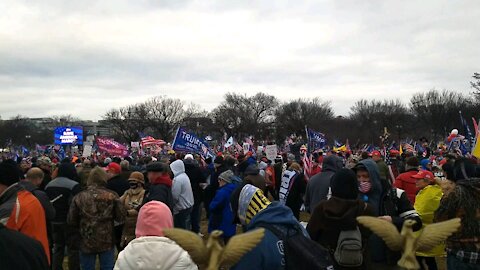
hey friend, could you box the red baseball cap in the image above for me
[412,170,434,180]
[372,150,381,157]
[106,162,121,175]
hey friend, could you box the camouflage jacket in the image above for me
[67,185,125,253]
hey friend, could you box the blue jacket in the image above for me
[208,183,237,237]
[231,202,307,270]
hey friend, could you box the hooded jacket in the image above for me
[307,197,375,270]
[45,175,81,223]
[357,159,422,265]
[67,167,126,253]
[414,184,444,257]
[231,202,307,270]
[170,160,194,214]
[208,182,237,237]
[120,187,145,248]
[115,201,197,270]
[304,155,343,213]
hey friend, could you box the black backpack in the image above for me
[259,223,334,270]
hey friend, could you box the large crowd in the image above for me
[0,143,479,270]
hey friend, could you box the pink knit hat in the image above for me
[135,201,173,237]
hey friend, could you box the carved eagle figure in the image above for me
[163,228,265,270]
[357,216,461,270]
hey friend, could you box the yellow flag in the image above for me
[472,135,480,158]
[399,144,403,156]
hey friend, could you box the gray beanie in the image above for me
[218,170,234,183]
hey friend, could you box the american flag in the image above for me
[302,152,313,180]
[140,135,166,147]
[403,143,414,153]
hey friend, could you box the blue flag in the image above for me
[172,127,214,158]
[58,147,66,160]
[459,111,474,150]
[306,128,326,151]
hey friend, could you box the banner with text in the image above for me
[172,127,214,158]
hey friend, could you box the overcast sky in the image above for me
[1,0,479,120]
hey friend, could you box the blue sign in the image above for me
[172,127,214,158]
[54,126,83,145]
[307,128,326,150]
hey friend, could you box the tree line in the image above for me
[2,73,480,148]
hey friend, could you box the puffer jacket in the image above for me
[170,160,194,215]
[114,236,198,270]
[208,183,237,237]
[414,184,444,257]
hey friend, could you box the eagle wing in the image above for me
[416,218,461,253]
[221,228,266,266]
[163,228,209,265]
[357,216,403,251]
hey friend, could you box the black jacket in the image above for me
[142,184,174,211]
[106,174,130,197]
[0,223,49,270]
[45,177,81,223]
[184,159,206,205]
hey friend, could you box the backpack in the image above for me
[333,202,367,267]
[334,226,363,267]
[259,223,334,270]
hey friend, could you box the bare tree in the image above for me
[275,98,334,143]
[213,92,279,139]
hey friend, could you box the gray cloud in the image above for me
[0,0,478,121]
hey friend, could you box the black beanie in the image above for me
[0,161,20,186]
[406,156,419,167]
[330,168,358,200]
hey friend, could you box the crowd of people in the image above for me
[0,144,479,270]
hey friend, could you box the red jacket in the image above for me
[394,169,419,204]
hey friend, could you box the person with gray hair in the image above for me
[208,170,237,243]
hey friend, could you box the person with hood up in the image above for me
[142,162,173,211]
[230,184,308,270]
[170,159,194,229]
[114,201,198,270]
[45,162,81,270]
[394,156,420,204]
[304,155,344,213]
[183,154,207,234]
[420,158,432,171]
[208,170,237,243]
[307,168,375,270]
[435,158,480,269]
[278,162,306,219]
[353,159,422,267]
[411,170,444,270]
[119,171,146,249]
[67,166,125,270]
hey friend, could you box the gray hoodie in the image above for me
[169,160,194,214]
[304,155,344,213]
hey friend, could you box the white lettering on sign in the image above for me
[59,128,78,144]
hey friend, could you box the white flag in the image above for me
[224,136,234,148]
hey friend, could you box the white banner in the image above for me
[82,145,92,158]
